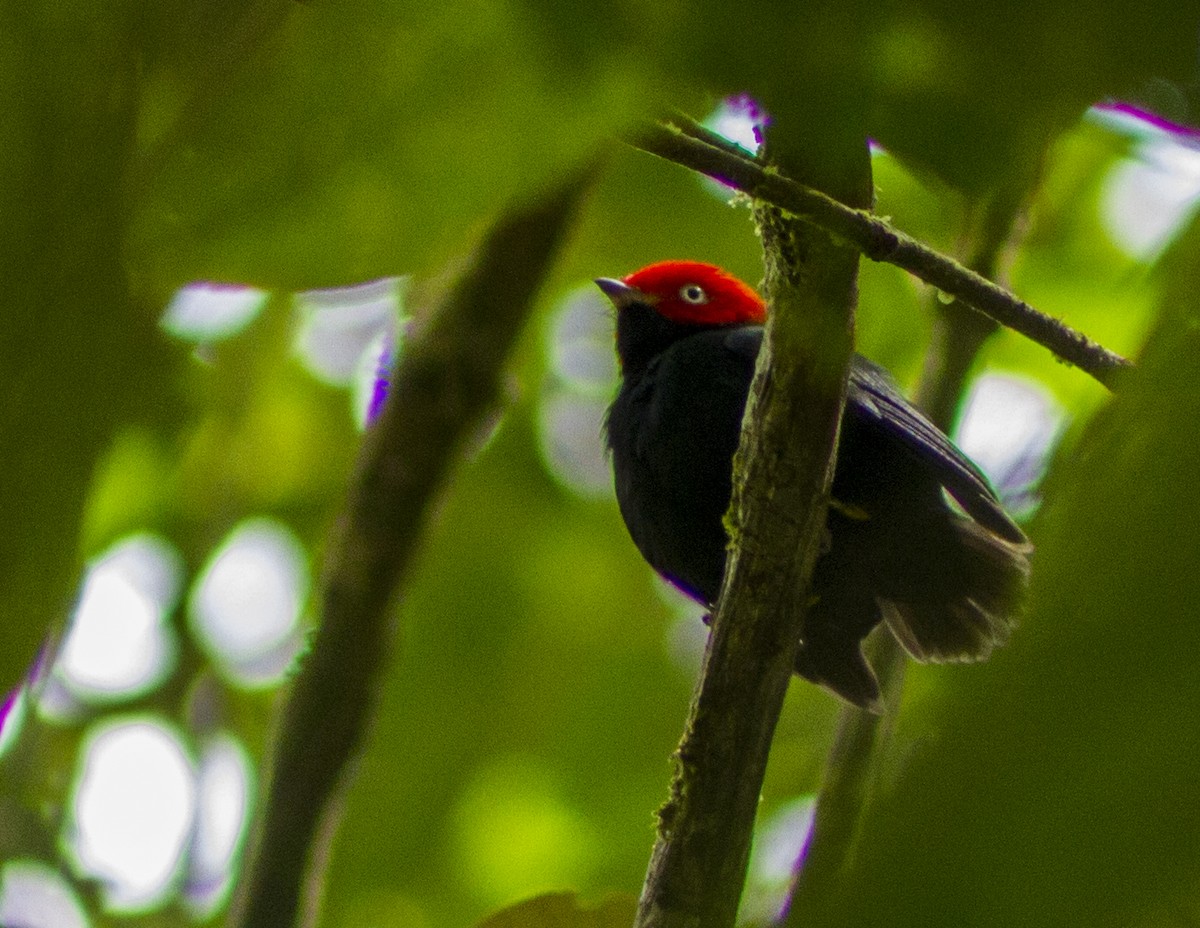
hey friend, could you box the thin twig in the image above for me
[230,174,591,928]
[626,120,1132,391]
[670,108,759,159]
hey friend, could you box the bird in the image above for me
[597,260,1031,710]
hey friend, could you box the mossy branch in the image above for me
[628,118,1131,391]
[633,142,869,928]
[231,174,590,928]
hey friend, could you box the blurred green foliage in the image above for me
[819,220,1200,928]
[0,0,1198,927]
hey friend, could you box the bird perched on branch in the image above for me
[597,260,1031,710]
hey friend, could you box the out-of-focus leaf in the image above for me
[0,3,177,695]
[128,0,664,297]
[474,892,637,928]
[809,214,1200,927]
[527,0,1197,191]
[860,0,1197,189]
[128,0,1200,301]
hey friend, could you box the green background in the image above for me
[1,1,1199,926]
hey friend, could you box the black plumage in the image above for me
[601,267,1031,709]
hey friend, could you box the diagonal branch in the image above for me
[230,172,592,928]
[627,119,1132,391]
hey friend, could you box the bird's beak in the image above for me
[594,277,640,309]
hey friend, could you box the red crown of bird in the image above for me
[619,261,766,326]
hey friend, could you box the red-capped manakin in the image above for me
[597,260,1031,709]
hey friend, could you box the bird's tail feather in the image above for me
[793,635,883,712]
[882,516,1031,663]
[794,590,886,711]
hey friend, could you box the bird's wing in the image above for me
[721,325,763,363]
[847,356,1026,544]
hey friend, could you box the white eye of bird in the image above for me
[679,284,708,305]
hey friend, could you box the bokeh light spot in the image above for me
[184,734,254,918]
[1091,106,1200,261]
[294,278,403,386]
[162,283,268,342]
[698,95,767,196]
[538,393,612,497]
[355,327,395,429]
[705,94,765,154]
[954,374,1064,515]
[1102,138,1200,260]
[0,859,90,928]
[65,718,195,912]
[539,287,619,497]
[189,518,309,688]
[55,534,182,704]
[743,797,816,924]
[547,287,619,393]
[453,756,599,907]
[0,685,27,758]
[661,578,709,677]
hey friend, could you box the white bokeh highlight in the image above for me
[549,289,620,394]
[954,374,1064,514]
[698,97,765,198]
[742,797,817,924]
[538,393,613,497]
[662,578,710,678]
[538,288,620,496]
[0,859,90,928]
[0,686,27,758]
[1102,137,1200,260]
[162,283,269,342]
[55,534,183,703]
[294,278,402,385]
[185,734,254,917]
[705,96,763,154]
[294,279,404,429]
[65,719,195,912]
[189,518,309,688]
